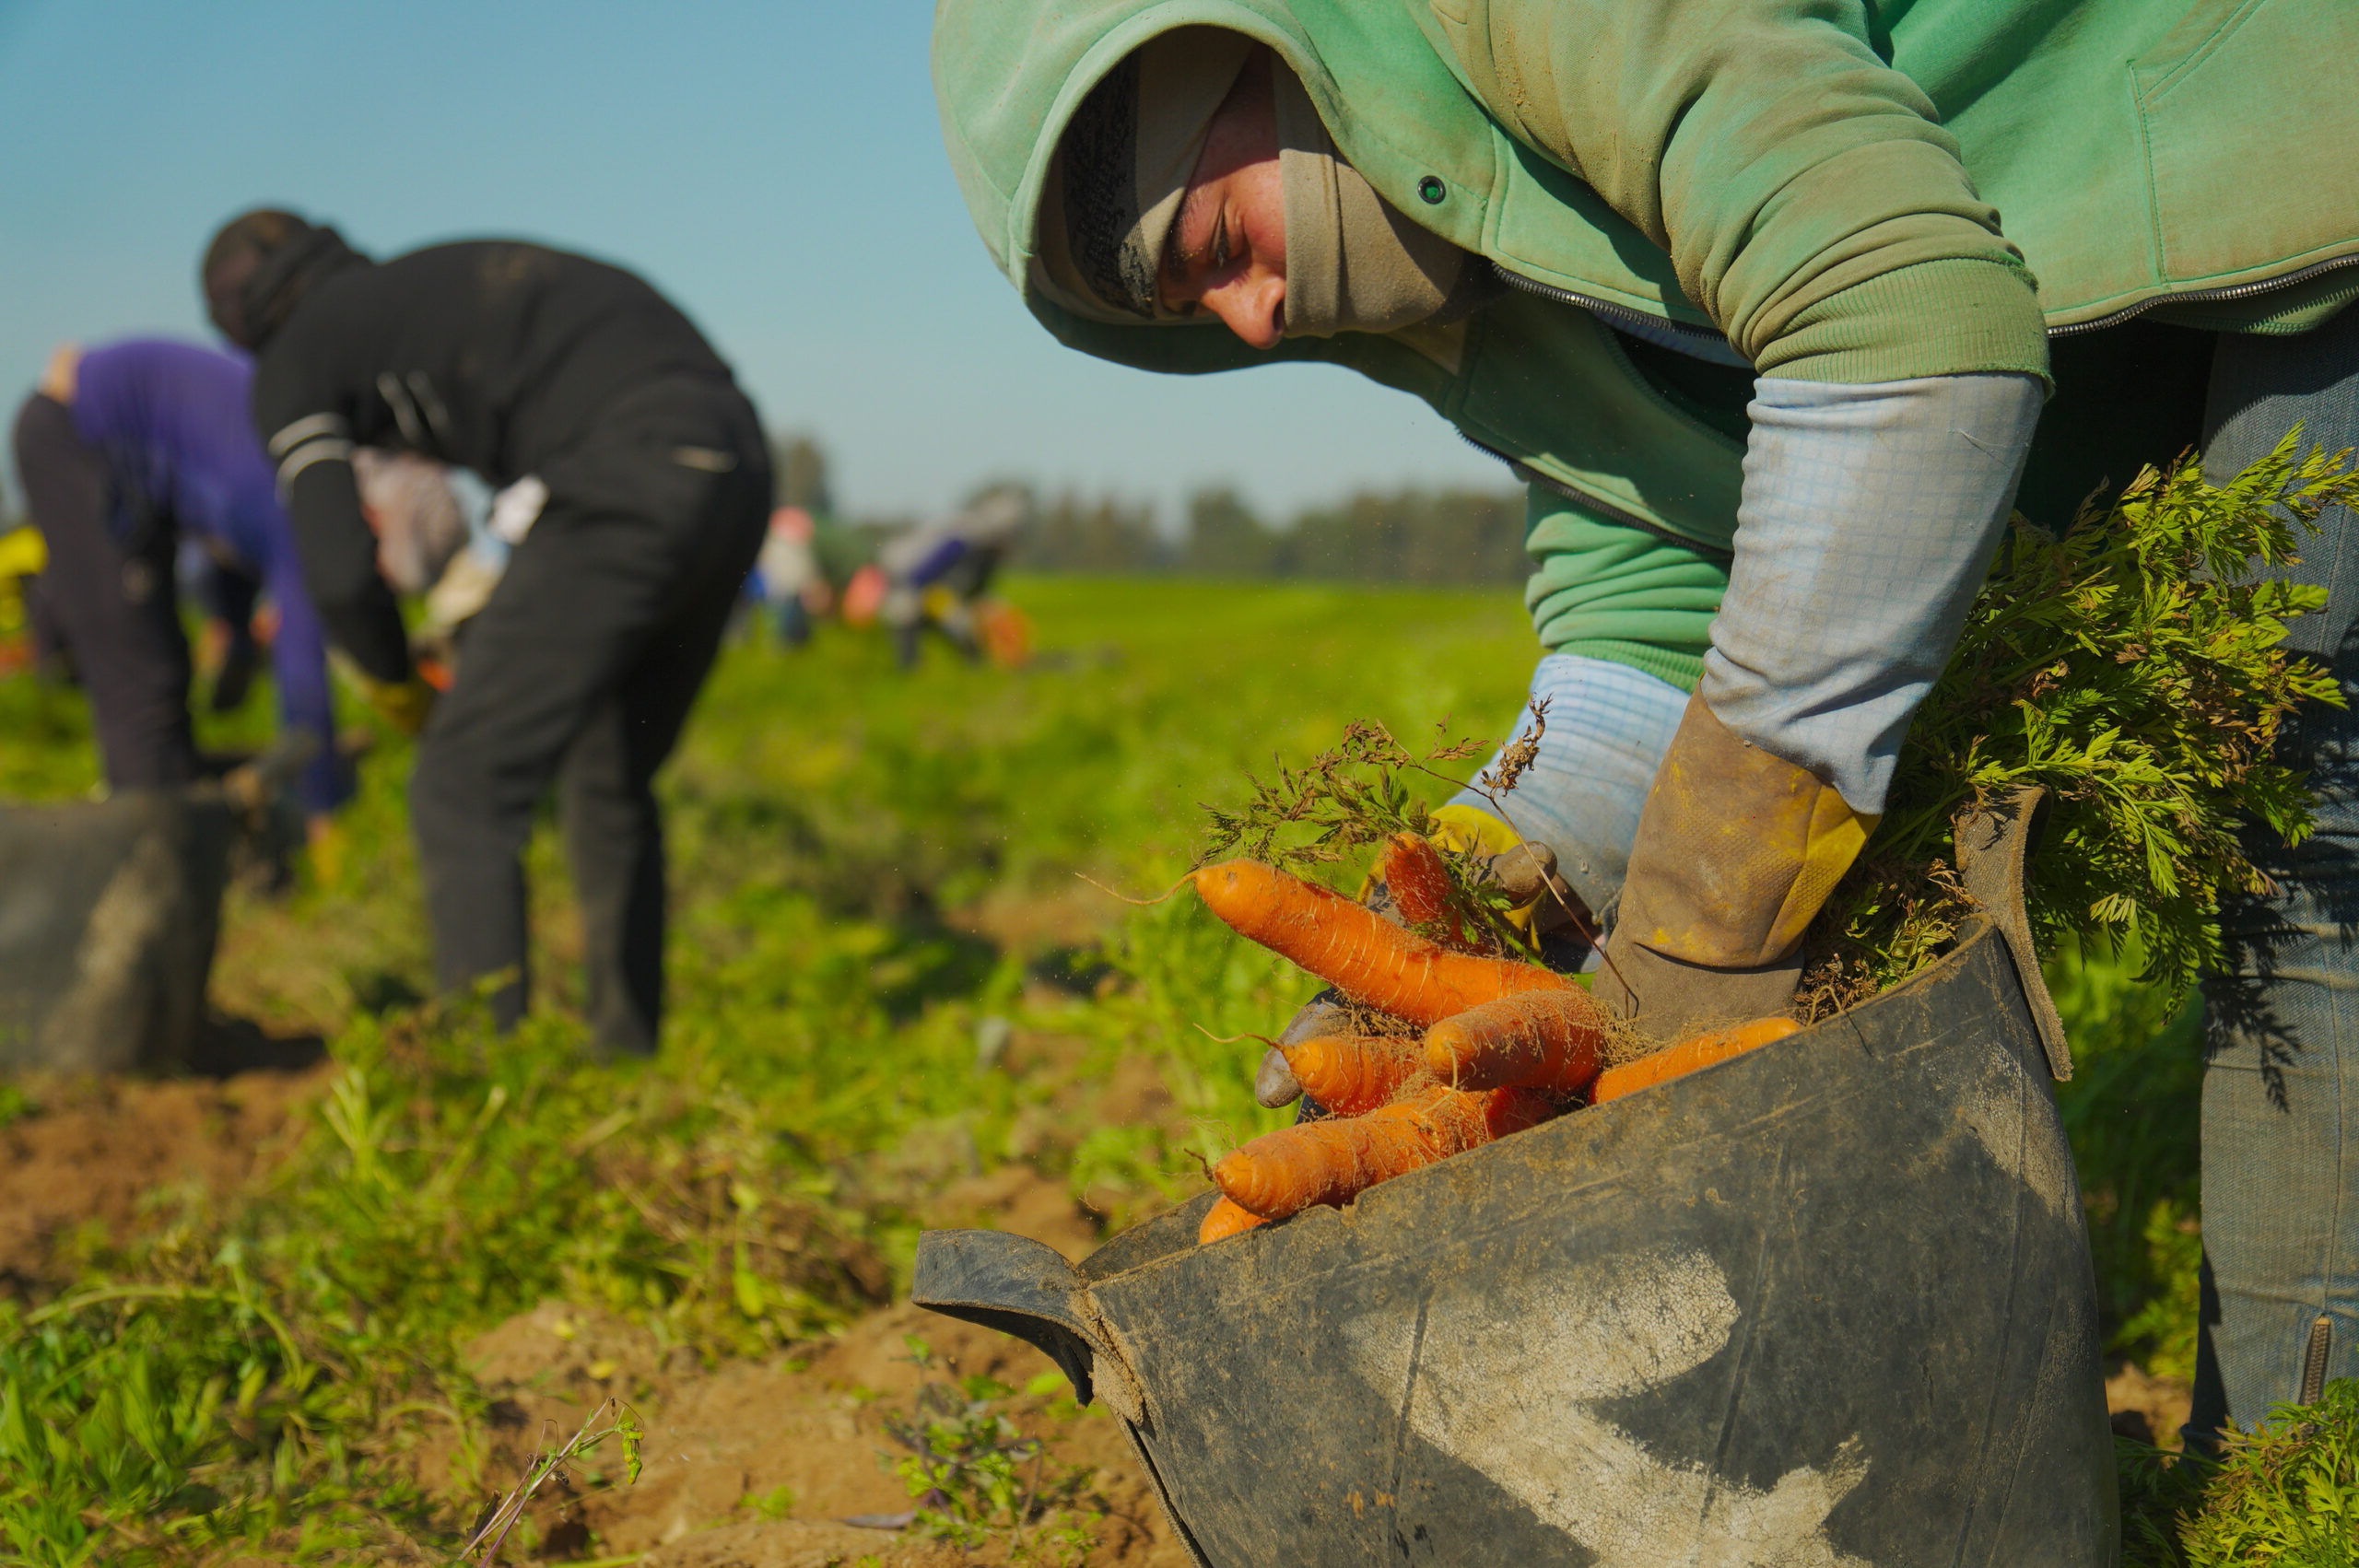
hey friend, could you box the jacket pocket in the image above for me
[2133,0,2359,286]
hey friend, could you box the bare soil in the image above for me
[2106,1360,2194,1450]
[452,1165,1191,1567]
[0,1060,328,1291]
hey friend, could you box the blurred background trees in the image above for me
[772,429,1532,586]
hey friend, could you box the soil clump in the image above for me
[455,1164,1191,1565]
[0,1058,327,1291]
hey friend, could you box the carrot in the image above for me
[1190,860,1572,1025]
[1197,1198,1269,1245]
[1214,1083,1555,1219]
[1591,1016,1802,1105]
[1281,1033,1425,1115]
[1373,832,1463,946]
[1424,990,1604,1094]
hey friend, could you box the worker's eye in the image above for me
[1211,217,1232,274]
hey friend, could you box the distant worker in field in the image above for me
[933,1,2359,1443]
[10,337,357,828]
[199,211,770,1056]
[751,505,828,649]
[876,488,1031,669]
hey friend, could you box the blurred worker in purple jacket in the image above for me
[11,337,354,826]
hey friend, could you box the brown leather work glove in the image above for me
[1596,694,1875,1041]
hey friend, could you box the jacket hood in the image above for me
[203,214,374,352]
[933,0,1417,377]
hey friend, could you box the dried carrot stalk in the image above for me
[1591,1017,1802,1105]
[1191,860,1572,1026]
[1423,990,1604,1094]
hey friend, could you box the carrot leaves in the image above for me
[1811,431,2359,1010]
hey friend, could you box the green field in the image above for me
[0,577,2342,1564]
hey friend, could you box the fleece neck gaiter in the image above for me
[1270,63,1468,337]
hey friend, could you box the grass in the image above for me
[0,575,2349,1562]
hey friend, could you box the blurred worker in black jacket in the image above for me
[202,211,769,1055]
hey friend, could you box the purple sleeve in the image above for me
[264,547,353,816]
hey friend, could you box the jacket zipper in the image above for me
[1458,432,1735,560]
[1490,263,1750,365]
[2048,252,2359,337]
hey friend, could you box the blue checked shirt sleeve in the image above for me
[1701,374,2044,813]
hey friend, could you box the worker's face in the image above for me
[1159,57,1286,348]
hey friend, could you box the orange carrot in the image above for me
[1190,860,1572,1025]
[1591,1016,1802,1105]
[1373,832,1464,946]
[1424,990,1605,1094]
[1197,1198,1269,1245]
[1281,1033,1425,1115]
[1214,1083,1555,1220]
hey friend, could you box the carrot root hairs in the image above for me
[1213,1084,1552,1221]
[1592,1016,1802,1105]
[1424,990,1605,1094]
[1189,859,1572,1025]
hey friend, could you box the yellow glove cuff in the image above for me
[1428,803,1520,858]
[1766,796,1878,954]
[0,527,47,577]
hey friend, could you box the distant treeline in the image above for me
[1016,488,1531,585]
[774,433,1532,587]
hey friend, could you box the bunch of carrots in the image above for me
[1189,834,1797,1245]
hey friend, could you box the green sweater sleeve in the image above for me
[1442,0,2050,386]
[1523,486,1728,692]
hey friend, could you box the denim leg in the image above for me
[2191,305,2359,1439]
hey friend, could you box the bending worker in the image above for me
[932,1,2359,1444]
[199,212,769,1056]
[11,337,352,826]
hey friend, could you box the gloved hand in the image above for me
[360,673,437,736]
[1207,979,1802,1245]
[1428,804,1588,938]
[307,815,347,886]
[1438,654,1689,920]
[1594,693,1872,1037]
[1253,816,1589,1109]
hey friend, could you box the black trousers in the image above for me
[9,393,197,789]
[408,376,769,1054]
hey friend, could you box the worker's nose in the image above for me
[1203,265,1286,350]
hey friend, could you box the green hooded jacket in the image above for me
[933,0,2359,685]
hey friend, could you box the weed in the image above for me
[739,1482,797,1520]
[2,577,2348,1553]
[1816,436,2359,1009]
[2121,1379,2359,1565]
[462,1398,642,1565]
[882,1337,1096,1565]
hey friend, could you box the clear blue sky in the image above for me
[0,0,1506,525]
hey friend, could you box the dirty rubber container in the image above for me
[0,789,232,1073]
[915,800,2117,1567]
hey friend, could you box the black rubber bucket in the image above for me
[0,788,233,1073]
[915,795,2117,1566]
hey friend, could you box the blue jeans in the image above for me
[2191,304,2359,1439]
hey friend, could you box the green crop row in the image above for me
[0,578,2348,1562]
